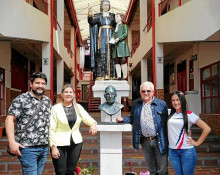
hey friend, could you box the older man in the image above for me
[116,81,168,175]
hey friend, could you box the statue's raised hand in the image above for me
[88,4,93,17]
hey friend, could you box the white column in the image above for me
[71,27,75,53]
[57,0,64,43]
[155,0,161,18]
[156,43,164,89]
[140,0,148,43]
[141,58,148,83]
[42,43,51,89]
[57,58,64,93]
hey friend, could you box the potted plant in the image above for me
[76,165,96,175]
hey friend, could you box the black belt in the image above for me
[145,136,157,141]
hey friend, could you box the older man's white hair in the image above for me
[140,81,154,90]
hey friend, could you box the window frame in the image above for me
[0,68,5,116]
[200,61,220,114]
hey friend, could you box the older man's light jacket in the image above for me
[49,103,96,147]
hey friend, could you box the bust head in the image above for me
[104,85,117,104]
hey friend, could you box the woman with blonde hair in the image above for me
[49,84,97,175]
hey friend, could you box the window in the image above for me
[201,61,220,114]
[0,68,5,115]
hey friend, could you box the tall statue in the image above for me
[88,0,116,80]
[99,85,124,116]
[111,13,130,80]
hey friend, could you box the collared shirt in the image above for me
[140,100,156,137]
[8,92,51,147]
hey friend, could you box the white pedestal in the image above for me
[93,80,130,122]
[97,124,132,175]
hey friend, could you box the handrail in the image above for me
[130,34,140,57]
[53,14,62,30]
[88,72,93,109]
[158,0,168,17]
[64,40,74,58]
[143,14,152,32]
[158,0,182,17]
[27,0,48,15]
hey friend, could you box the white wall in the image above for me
[156,0,220,42]
[198,42,220,68]
[0,0,50,42]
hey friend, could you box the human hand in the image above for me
[52,146,60,159]
[115,38,119,43]
[116,117,123,122]
[187,130,199,146]
[89,122,97,136]
[187,137,199,146]
[9,141,24,156]
[88,4,93,17]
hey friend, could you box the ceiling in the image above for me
[73,0,131,40]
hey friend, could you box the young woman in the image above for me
[168,90,211,175]
[49,84,97,175]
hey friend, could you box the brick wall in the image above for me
[200,114,220,135]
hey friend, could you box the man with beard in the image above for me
[5,72,52,175]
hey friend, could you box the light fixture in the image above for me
[129,63,133,75]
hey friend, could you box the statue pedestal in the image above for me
[93,80,130,122]
[93,80,131,175]
[97,123,132,175]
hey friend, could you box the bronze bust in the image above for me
[99,85,124,115]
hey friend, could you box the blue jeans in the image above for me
[18,145,48,175]
[169,147,197,175]
[141,139,168,175]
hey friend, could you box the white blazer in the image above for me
[49,103,96,147]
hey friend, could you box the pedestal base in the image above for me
[97,123,132,175]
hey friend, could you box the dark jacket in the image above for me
[112,23,130,58]
[122,97,168,154]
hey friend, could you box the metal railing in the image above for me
[26,0,48,15]
[64,41,74,58]
[53,14,62,30]
[158,0,182,16]
[130,34,140,57]
[143,14,152,32]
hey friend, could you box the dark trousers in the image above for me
[51,139,83,175]
[141,139,168,175]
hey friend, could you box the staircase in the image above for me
[0,113,220,175]
[88,81,101,112]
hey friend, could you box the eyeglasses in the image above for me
[141,90,152,94]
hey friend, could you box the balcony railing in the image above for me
[64,41,74,58]
[26,0,48,15]
[53,14,62,31]
[130,34,140,57]
[143,14,152,32]
[158,0,182,16]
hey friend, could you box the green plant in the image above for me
[76,165,96,175]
